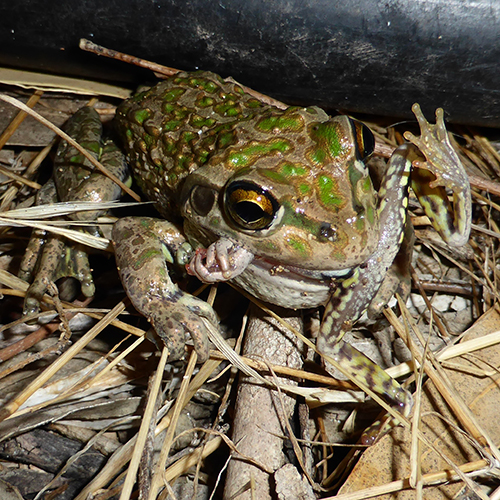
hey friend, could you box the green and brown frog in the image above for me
[19,71,471,439]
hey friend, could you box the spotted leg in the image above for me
[317,143,415,443]
[19,107,129,316]
[318,106,471,443]
[113,217,219,362]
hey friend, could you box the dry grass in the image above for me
[0,52,500,499]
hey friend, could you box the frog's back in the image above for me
[115,71,269,215]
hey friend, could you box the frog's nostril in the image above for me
[319,222,337,242]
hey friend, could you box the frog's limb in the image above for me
[368,220,415,317]
[318,108,471,440]
[21,235,97,316]
[18,179,59,284]
[113,217,218,362]
[404,103,471,247]
[19,178,96,316]
[20,107,129,316]
[317,143,416,441]
[60,140,129,222]
[186,238,254,282]
[18,229,45,284]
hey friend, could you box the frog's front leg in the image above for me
[112,217,218,362]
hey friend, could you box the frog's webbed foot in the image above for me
[19,107,129,317]
[18,180,96,316]
[113,217,218,362]
[318,331,413,444]
[404,103,472,247]
[136,287,215,362]
[186,238,254,283]
[21,235,95,316]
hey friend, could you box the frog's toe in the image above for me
[71,247,95,298]
[23,280,47,317]
[148,299,214,362]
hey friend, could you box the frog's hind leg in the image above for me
[317,270,413,444]
[317,143,416,441]
[19,178,96,316]
[19,108,129,316]
[368,220,415,318]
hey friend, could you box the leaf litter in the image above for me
[0,45,499,499]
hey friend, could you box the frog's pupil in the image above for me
[190,185,215,216]
[234,200,270,224]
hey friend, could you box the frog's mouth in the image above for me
[235,255,345,309]
[251,255,354,283]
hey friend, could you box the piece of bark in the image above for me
[0,428,106,499]
[224,304,305,500]
[275,464,316,500]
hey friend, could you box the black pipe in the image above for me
[1,0,499,126]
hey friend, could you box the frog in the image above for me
[19,71,471,440]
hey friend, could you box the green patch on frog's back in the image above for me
[173,74,222,94]
[161,87,187,103]
[214,102,243,118]
[260,161,309,184]
[245,99,265,109]
[189,115,217,129]
[281,162,308,177]
[195,96,215,108]
[307,121,347,166]
[224,139,293,169]
[255,111,305,133]
[128,108,152,125]
[163,104,192,121]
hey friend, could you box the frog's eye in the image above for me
[225,181,279,230]
[189,185,217,216]
[349,119,375,161]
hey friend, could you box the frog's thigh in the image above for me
[112,217,216,361]
[71,141,129,210]
[368,221,414,317]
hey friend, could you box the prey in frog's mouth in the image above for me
[185,235,354,286]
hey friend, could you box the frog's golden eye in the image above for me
[190,185,216,216]
[349,118,375,161]
[225,181,278,230]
